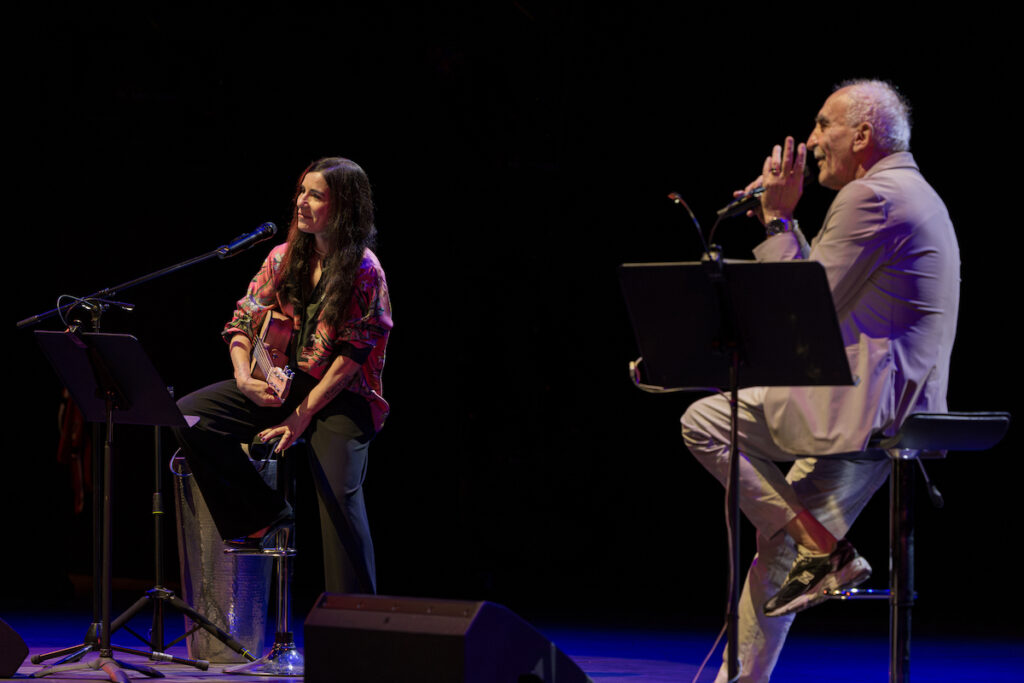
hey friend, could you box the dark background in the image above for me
[7,4,1020,637]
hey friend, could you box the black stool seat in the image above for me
[870,411,1010,452]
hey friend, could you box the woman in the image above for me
[174,157,391,594]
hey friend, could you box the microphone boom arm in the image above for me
[17,223,277,330]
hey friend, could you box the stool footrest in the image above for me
[224,547,296,557]
[827,587,889,600]
[825,587,919,601]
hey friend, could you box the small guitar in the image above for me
[250,311,295,400]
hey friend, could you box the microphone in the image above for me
[715,164,814,219]
[217,222,277,259]
[716,187,765,219]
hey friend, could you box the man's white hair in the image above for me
[837,79,912,154]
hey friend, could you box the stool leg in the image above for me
[276,537,292,637]
[224,528,303,676]
[890,456,915,683]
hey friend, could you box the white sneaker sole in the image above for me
[764,556,872,617]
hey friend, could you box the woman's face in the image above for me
[296,171,332,237]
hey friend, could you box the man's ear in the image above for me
[852,121,873,153]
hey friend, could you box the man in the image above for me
[681,80,960,682]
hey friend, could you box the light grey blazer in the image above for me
[753,152,961,455]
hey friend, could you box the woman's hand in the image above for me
[252,353,360,454]
[258,410,311,453]
[236,376,283,408]
[230,333,282,407]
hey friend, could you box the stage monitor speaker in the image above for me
[304,593,592,683]
[0,617,28,677]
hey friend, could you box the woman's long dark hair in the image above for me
[279,157,377,330]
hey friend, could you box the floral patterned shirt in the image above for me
[223,243,392,433]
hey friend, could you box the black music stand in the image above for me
[619,258,852,682]
[30,331,232,681]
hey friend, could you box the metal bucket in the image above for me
[171,453,274,663]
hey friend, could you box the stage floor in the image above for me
[4,605,1021,682]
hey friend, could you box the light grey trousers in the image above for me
[681,387,890,683]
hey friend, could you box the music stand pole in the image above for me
[726,353,740,681]
[618,257,853,681]
[29,331,215,681]
[100,394,115,665]
[152,419,166,652]
[706,255,744,682]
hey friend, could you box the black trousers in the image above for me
[172,379,376,594]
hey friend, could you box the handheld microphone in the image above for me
[716,187,766,219]
[715,164,814,219]
[217,222,277,259]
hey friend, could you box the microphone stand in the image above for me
[20,229,273,679]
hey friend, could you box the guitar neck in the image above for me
[249,311,295,400]
[252,342,276,378]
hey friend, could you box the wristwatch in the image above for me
[765,217,798,236]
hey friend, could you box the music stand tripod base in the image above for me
[31,654,163,683]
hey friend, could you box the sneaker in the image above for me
[763,539,871,617]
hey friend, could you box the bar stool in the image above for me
[828,411,1011,683]
[224,437,305,677]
